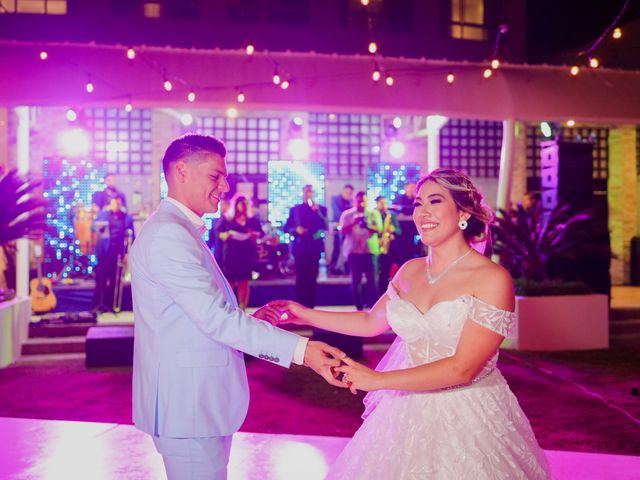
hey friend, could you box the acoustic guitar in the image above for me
[30,244,57,313]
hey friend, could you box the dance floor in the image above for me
[0,417,638,480]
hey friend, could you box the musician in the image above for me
[329,184,354,274]
[375,195,402,297]
[393,180,420,263]
[92,174,127,211]
[92,193,135,312]
[284,184,328,309]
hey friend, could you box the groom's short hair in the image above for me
[162,134,227,179]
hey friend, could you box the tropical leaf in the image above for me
[0,169,47,246]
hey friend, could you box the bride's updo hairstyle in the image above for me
[416,168,494,245]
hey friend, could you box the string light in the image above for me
[589,57,600,69]
[236,91,246,103]
[226,107,239,119]
[385,74,394,86]
[612,27,622,39]
[163,79,173,92]
[360,0,370,5]
[125,98,133,113]
[280,80,290,90]
[245,44,255,55]
[490,58,500,69]
[566,119,576,127]
[187,91,196,102]
[368,41,378,54]
[66,109,77,122]
[85,80,95,93]
[272,73,281,85]
[570,65,580,76]
[127,48,136,60]
[483,68,493,79]
[372,68,381,82]
[446,72,455,84]
[39,50,48,61]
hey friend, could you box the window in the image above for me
[439,119,502,178]
[86,108,154,175]
[0,0,67,14]
[196,116,281,175]
[450,0,487,41]
[109,0,198,18]
[309,113,381,176]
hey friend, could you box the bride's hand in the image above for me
[335,357,385,395]
[265,300,309,326]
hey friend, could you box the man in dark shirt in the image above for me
[92,174,127,211]
[92,193,135,311]
[284,184,328,308]
[329,184,353,274]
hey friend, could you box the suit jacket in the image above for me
[130,200,300,438]
[284,203,328,258]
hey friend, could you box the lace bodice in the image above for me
[385,283,515,378]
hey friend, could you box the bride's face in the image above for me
[412,181,467,247]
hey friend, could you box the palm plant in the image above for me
[492,203,592,283]
[0,168,47,290]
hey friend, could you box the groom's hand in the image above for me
[304,341,349,388]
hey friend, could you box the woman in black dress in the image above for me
[219,196,263,309]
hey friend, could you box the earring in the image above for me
[458,218,468,230]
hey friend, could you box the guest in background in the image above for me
[207,197,231,266]
[393,180,420,264]
[92,193,134,312]
[92,173,127,211]
[340,191,382,311]
[329,184,354,274]
[218,196,263,310]
[284,184,328,308]
[376,195,402,297]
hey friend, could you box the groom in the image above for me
[130,133,347,479]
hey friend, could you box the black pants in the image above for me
[295,253,320,308]
[348,253,378,311]
[93,250,120,311]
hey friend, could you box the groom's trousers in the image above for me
[153,435,232,480]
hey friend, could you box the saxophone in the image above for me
[379,212,394,255]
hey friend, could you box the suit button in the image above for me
[274,357,280,363]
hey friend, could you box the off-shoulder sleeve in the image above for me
[468,296,516,337]
[386,282,401,300]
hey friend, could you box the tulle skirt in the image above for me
[326,369,551,480]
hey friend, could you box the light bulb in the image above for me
[446,73,455,84]
[39,51,48,61]
[612,27,622,39]
[127,48,136,60]
[163,80,173,92]
[570,65,580,76]
[245,44,255,55]
[280,80,290,90]
[237,91,246,103]
[187,91,196,102]
[125,101,133,113]
[368,41,378,54]
[372,69,381,82]
[589,57,599,69]
[385,75,394,86]
[273,73,281,85]
[66,109,77,122]
[86,82,94,93]
[483,68,493,79]
[491,59,500,69]
[566,119,575,127]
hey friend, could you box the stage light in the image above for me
[237,91,246,103]
[163,79,173,92]
[57,128,90,157]
[187,91,196,102]
[368,41,378,54]
[226,107,239,119]
[570,65,580,76]
[389,140,406,159]
[566,119,576,127]
[85,81,94,93]
[392,117,402,129]
[127,48,136,60]
[491,59,500,69]
[612,27,622,39]
[483,68,493,79]
[540,122,553,138]
[385,75,394,86]
[246,44,255,55]
[287,138,310,161]
[589,57,599,69]
[39,50,48,61]
[372,69,381,82]
[280,80,290,90]
[446,72,455,84]
[66,109,77,122]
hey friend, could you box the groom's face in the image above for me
[181,152,230,216]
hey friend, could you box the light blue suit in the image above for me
[130,200,300,476]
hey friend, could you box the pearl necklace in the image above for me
[426,248,473,285]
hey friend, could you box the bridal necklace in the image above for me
[426,248,473,285]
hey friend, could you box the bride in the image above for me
[271,169,551,479]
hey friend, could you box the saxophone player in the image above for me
[375,195,402,297]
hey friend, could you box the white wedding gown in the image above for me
[326,284,552,479]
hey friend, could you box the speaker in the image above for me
[540,140,594,211]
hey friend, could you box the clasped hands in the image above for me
[253,301,384,394]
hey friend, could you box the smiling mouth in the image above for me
[420,222,438,231]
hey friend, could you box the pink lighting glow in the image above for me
[57,128,90,157]
[287,139,310,160]
[389,140,406,159]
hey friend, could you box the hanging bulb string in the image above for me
[578,0,630,57]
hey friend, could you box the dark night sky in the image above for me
[526,0,640,64]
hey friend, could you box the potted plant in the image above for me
[492,204,609,351]
[0,168,46,296]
